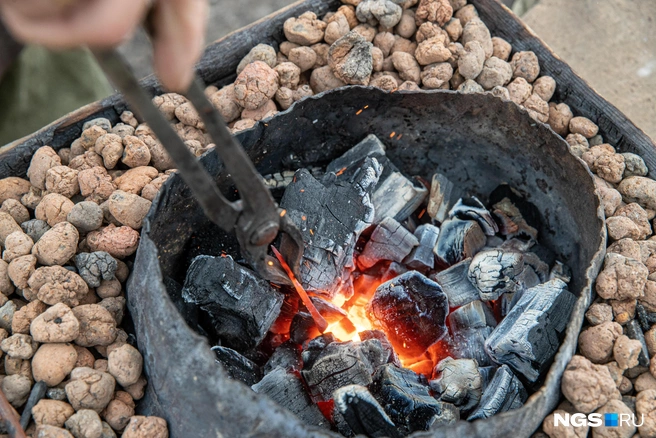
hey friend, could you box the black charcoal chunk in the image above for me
[430,358,482,411]
[448,197,498,236]
[490,190,539,241]
[74,251,118,288]
[326,134,387,179]
[212,346,262,386]
[182,255,284,350]
[333,384,402,438]
[479,366,497,392]
[359,329,401,367]
[280,158,381,297]
[427,173,455,223]
[432,258,479,308]
[252,367,329,429]
[21,219,50,243]
[636,303,651,332]
[372,173,428,223]
[434,218,486,267]
[20,381,47,430]
[46,387,67,401]
[451,326,494,367]
[626,319,650,366]
[290,312,321,345]
[371,364,458,433]
[448,300,496,331]
[484,279,576,382]
[404,224,440,270]
[367,271,449,358]
[467,365,527,420]
[359,217,419,269]
[263,341,302,374]
[301,340,390,401]
[301,333,338,368]
[468,249,541,302]
[310,296,348,324]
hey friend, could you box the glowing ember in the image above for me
[271,246,328,332]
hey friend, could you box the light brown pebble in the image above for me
[596,253,648,300]
[458,41,485,80]
[99,297,125,326]
[390,35,416,55]
[420,62,452,89]
[95,279,121,299]
[415,0,453,26]
[122,416,168,438]
[32,343,78,386]
[78,167,116,204]
[68,151,104,173]
[288,46,318,72]
[506,77,532,105]
[35,194,75,227]
[107,344,143,387]
[461,18,492,58]
[635,372,656,392]
[113,166,158,195]
[324,13,350,44]
[29,266,89,307]
[3,231,34,263]
[614,334,642,370]
[231,119,257,134]
[578,321,623,363]
[491,36,511,61]
[1,333,37,359]
[208,85,242,124]
[32,222,79,266]
[32,399,75,427]
[65,409,103,438]
[21,186,43,210]
[548,102,573,137]
[523,93,550,123]
[79,126,107,152]
[510,51,540,83]
[94,359,108,373]
[619,176,656,211]
[476,56,512,90]
[391,51,421,84]
[0,212,22,247]
[233,61,279,110]
[110,124,134,139]
[28,147,62,190]
[542,409,589,438]
[121,136,151,169]
[8,254,37,289]
[0,259,13,296]
[12,300,46,335]
[309,65,347,93]
[1,199,30,225]
[123,375,147,401]
[74,346,95,369]
[65,367,116,412]
[274,62,301,90]
[2,374,32,407]
[0,177,32,205]
[569,116,599,139]
[646,326,656,357]
[72,305,117,348]
[140,175,170,202]
[532,76,556,102]
[35,425,75,438]
[106,191,151,231]
[454,3,477,25]
[283,11,327,45]
[151,93,186,121]
[45,166,80,198]
[637,389,656,437]
[414,35,450,66]
[236,44,277,74]
[311,43,330,67]
[606,216,641,241]
[585,302,613,326]
[86,225,139,260]
[594,399,635,437]
[103,397,134,431]
[561,355,620,413]
[614,203,652,239]
[67,202,104,233]
[395,9,417,39]
[241,99,278,122]
[31,303,80,343]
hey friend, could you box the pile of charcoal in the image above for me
[182,134,576,437]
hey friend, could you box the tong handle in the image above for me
[91,48,240,232]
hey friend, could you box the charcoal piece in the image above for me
[468,249,541,302]
[448,197,498,236]
[467,365,527,421]
[484,279,576,382]
[451,326,494,367]
[263,341,302,374]
[479,366,497,392]
[359,217,419,269]
[636,302,651,332]
[549,260,572,283]
[403,224,440,270]
[489,184,541,234]
[359,329,401,367]
[626,319,650,366]
[492,196,539,241]
[371,173,428,223]
[301,333,338,368]
[367,271,449,358]
[252,367,329,429]
[74,251,118,288]
[333,385,401,438]
[523,252,550,283]
[212,346,262,386]
[432,258,479,308]
[301,340,389,401]
[182,255,284,350]
[500,292,516,318]
[431,358,482,411]
[427,173,454,223]
[371,364,457,433]
[310,296,347,324]
[290,312,321,345]
[20,380,47,430]
[280,158,381,297]
[448,300,496,331]
[326,134,387,179]
[434,218,486,267]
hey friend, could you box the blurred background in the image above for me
[0,0,654,145]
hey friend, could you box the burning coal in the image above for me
[181,134,576,436]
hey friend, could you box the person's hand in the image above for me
[0,0,208,92]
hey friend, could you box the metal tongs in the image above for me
[91,48,304,284]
